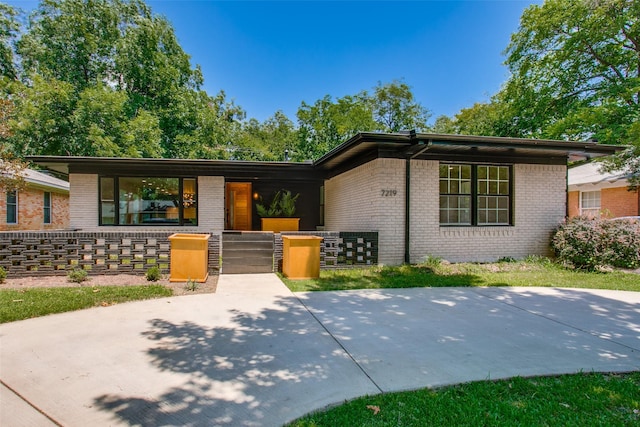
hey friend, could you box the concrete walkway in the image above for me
[1,275,639,426]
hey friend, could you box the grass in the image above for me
[280,257,640,293]
[0,285,172,323]
[288,372,640,426]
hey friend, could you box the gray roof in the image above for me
[568,162,631,188]
[4,167,70,192]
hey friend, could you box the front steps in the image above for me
[221,232,274,274]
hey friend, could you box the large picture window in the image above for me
[100,177,197,226]
[439,164,512,226]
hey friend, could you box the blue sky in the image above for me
[6,0,540,123]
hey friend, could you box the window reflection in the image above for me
[99,177,197,226]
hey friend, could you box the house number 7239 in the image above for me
[381,189,397,197]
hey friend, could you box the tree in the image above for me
[0,3,18,80]
[295,81,430,160]
[501,0,640,184]
[12,0,219,158]
[234,111,298,161]
[369,80,431,133]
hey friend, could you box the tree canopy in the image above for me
[0,0,430,164]
[435,0,639,187]
[1,0,242,159]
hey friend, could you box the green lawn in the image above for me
[0,285,172,323]
[289,372,640,426]
[280,258,640,292]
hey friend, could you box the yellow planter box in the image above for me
[168,233,210,282]
[282,235,323,279]
[261,217,300,233]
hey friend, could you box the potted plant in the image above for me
[256,190,301,232]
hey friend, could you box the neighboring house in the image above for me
[29,132,620,265]
[568,162,639,218]
[0,168,70,231]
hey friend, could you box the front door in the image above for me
[225,182,252,230]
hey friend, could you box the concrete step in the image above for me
[221,232,275,274]
[223,240,274,250]
[222,264,274,274]
[222,232,274,242]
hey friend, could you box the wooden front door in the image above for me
[225,182,252,230]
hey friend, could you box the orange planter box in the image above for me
[168,233,210,282]
[261,218,300,233]
[282,235,323,279]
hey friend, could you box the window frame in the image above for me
[6,190,17,224]
[99,176,198,226]
[43,191,52,224]
[439,163,513,227]
[579,190,601,218]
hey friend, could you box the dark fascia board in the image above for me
[312,132,626,171]
[27,156,323,181]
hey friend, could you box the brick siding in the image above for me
[568,186,639,218]
[324,158,405,264]
[326,159,567,264]
[601,187,639,217]
[69,174,225,232]
[0,187,69,231]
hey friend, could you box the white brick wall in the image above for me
[70,174,98,230]
[409,161,566,263]
[69,174,225,232]
[326,160,567,265]
[325,158,406,265]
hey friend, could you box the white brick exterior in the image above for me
[69,174,99,230]
[69,174,225,232]
[326,159,567,265]
[325,158,405,264]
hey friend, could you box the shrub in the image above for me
[184,278,198,292]
[0,266,6,284]
[552,216,640,270]
[145,266,161,282]
[67,268,89,283]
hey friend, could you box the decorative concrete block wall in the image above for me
[273,231,378,272]
[0,231,221,278]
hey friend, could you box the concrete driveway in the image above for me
[1,274,639,426]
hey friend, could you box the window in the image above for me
[43,192,51,224]
[6,191,17,224]
[580,190,600,218]
[439,164,471,225]
[439,164,512,226]
[100,177,198,226]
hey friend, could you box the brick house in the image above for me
[30,132,620,266]
[568,162,639,218]
[0,168,70,231]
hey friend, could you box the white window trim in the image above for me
[579,190,601,217]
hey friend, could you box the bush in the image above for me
[145,266,161,282]
[67,268,89,283]
[552,216,640,270]
[0,266,6,284]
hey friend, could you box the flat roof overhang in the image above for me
[29,132,626,181]
[27,156,323,182]
[313,132,626,177]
